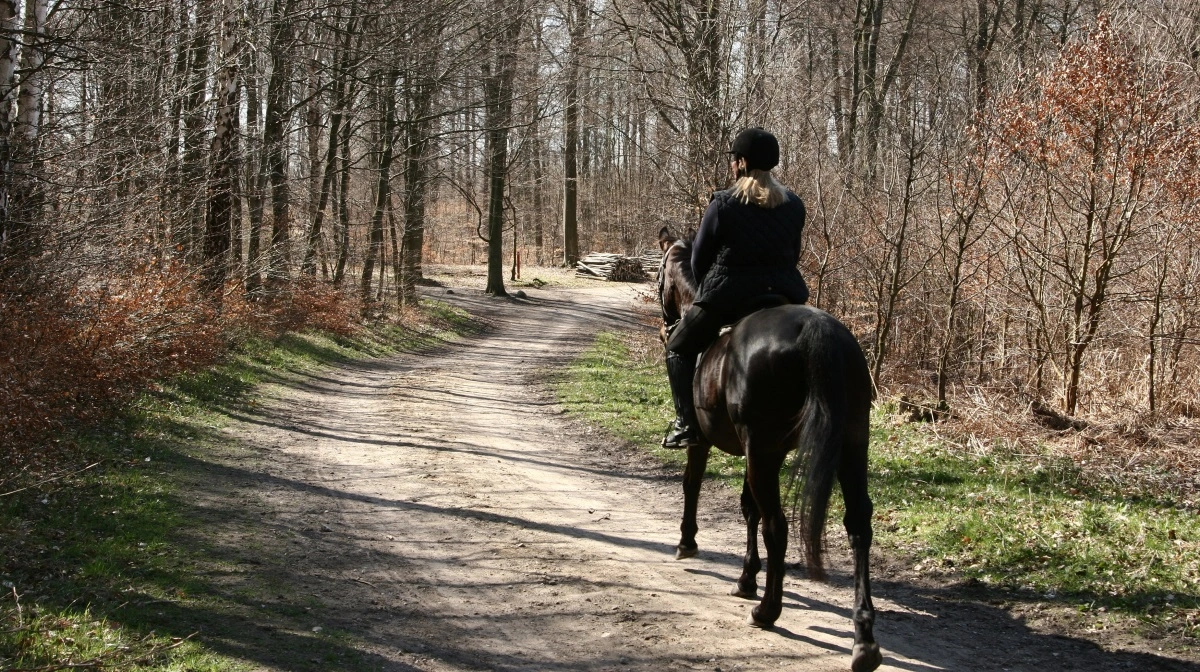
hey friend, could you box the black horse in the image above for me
[657,227,881,672]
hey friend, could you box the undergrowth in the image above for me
[555,328,1200,644]
[1,267,361,471]
[0,299,481,671]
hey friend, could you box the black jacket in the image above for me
[691,189,809,318]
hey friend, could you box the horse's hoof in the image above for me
[675,545,698,560]
[851,643,882,672]
[729,584,756,599]
[746,608,776,629]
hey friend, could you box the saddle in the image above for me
[718,293,792,336]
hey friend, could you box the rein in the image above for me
[659,240,696,330]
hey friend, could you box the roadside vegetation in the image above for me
[556,329,1200,649]
[0,300,481,671]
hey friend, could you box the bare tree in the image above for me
[202,0,243,296]
[482,0,527,296]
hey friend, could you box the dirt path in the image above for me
[183,283,1199,672]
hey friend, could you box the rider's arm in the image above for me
[791,197,806,264]
[691,200,720,282]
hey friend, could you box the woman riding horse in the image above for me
[663,127,811,448]
[656,135,882,669]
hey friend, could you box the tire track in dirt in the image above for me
[197,284,1198,672]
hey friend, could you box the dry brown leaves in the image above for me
[1,268,361,479]
[920,386,1200,506]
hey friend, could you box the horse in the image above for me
[656,226,881,672]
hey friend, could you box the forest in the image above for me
[2,0,1200,452]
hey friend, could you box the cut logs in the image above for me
[575,253,651,282]
[639,250,661,276]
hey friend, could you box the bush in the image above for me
[0,266,361,473]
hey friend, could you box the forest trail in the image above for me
[186,282,1196,672]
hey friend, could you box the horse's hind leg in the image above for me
[743,444,787,628]
[676,443,710,560]
[841,444,882,672]
[731,477,761,598]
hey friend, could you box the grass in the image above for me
[554,331,748,484]
[868,418,1200,629]
[0,299,482,671]
[554,328,1200,641]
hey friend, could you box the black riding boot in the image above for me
[662,351,700,448]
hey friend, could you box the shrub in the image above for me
[0,265,360,474]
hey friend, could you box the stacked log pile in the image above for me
[575,253,649,282]
[639,250,661,276]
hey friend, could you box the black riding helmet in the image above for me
[728,127,779,171]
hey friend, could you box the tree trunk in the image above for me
[851,0,918,179]
[302,108,340,277]
[398,16,443,307]
[264,0,296,286]
[360,70,397,306]
[7,0,48,263]
[333,104,352,285]
[302,14,354,277]
[969,0,1002,114]
[484,120,510,296]
[300,62,323,275]
[561,0,585,266]
[483,1,525,296]
[399,83,434,307]
[532,132,544,265]
[1148,255,1168,415]
[244,55,267,296]
[181,0,211,261]
[562,83,579,266]
[202,0,241,297]
[0,0,21,263]
[869,123,920,386]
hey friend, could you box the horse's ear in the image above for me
[683,226,697,243]
[658,226,677,252]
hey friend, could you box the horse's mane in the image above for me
[659,235,699,327]
[669,237,698,293]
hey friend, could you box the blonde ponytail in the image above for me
[731,169,789,208]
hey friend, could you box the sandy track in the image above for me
[190,284,1199,672]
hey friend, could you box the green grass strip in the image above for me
[554,331,747,483]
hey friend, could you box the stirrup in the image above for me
[661,419,699,449]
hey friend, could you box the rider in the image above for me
[661,127,810,448]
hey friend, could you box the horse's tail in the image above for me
[789,320,856,582]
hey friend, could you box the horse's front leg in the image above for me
[676,443,710,559]
[731,477,761,598]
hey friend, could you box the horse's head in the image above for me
[658,226,679,252]
[657,226,698,344]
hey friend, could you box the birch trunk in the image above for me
[203,0,241,296]
[0,0,20,259]
[8,0,47,259]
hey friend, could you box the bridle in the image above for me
[657,245,672,326]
